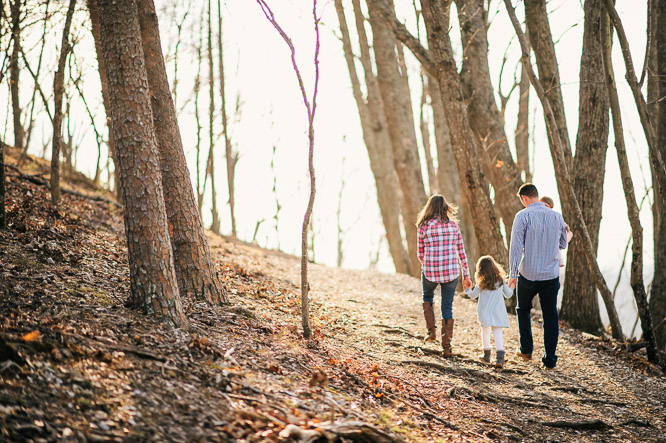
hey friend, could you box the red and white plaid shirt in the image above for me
[417,218,470,283]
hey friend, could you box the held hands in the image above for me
[508,278,517,289]
[462,278,472,290]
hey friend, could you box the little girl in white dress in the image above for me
[465,255,514,368]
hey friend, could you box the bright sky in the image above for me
[1,0,653,335]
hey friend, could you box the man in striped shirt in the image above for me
[508,183,568,369]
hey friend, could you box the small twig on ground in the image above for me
[480,418,525,435]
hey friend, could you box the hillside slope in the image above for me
[1,147,665,442]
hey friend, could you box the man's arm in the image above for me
[509,212,527,279]
[559,217,568,250]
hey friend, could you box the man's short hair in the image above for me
[517,183,539,198]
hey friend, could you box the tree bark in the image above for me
[455,0,524,239]
[524,0,574,211]
[367,0,426,277]
[9,0,25,151]
[86,0,119,197]
[515,43,531,183]
[207,0,221,235]
[335,0,411,275]
[217,0,238,238]
[650,0,666,349]
[97,0,186,327]
[0,140,6,230]
[504,0,624,340]
[561,0,609,335]
[368,0,507,267]
[136,0,226,305]
[50,0,76,206]
[419,0,508,267]
[601,14,659,363]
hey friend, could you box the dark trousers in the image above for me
[516,274,560,368]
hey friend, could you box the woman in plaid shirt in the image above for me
[416,195,472,357]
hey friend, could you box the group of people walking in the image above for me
[417,183,571,369]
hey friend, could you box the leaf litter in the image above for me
[1,146,665,442]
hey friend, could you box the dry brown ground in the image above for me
[1,146,665,442]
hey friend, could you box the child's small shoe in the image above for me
[480,349,491,363]
[495,350,506,368]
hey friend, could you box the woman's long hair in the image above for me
[416,194,458,227]
[475,255,506,290]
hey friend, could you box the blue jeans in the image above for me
[422,274,458,320]
[516,274,560,368]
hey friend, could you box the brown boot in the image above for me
[422,302,437,342]
[441,319,454,357]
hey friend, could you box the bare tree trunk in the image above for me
[367,0,426,277]
[419,72,437,195]
[97,0,186,327]
[524,0,574,210]
[368,0,507,266]
[9,0,25,152]
[87,0,119,197]
[455,0,524,239]
[207,0,220,234]
[217,0,237,238]
[426,68,477,269]
[603,0,666,199]
[335,0,411,275]
[50,0,76,206]
[515,42,531,183]
[650,0,666,349]
[194,8,204,216]
[561,0,609,335]
[504,0,624,340]
[420,0,509,266]
[136,0,227,305]
[601,17,659,363]
[257,0,320,340]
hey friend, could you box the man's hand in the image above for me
[463,278,472,290]
[508,278,517,289]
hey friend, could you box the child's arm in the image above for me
[501,283,514,299]
[465,286,481,299]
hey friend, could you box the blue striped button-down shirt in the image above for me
[509,202,568,281]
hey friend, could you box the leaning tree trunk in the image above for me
[504,0,624,340]
[97,0,186,327]
[650,0,666,349]
[50,0,76,206]
[561,0,609,335]
[87,0,119,196]
[524,0,574,212]
[601,15,659,363]
[455,0,524,239]
[515,42,531,183]
[335,0,411,275]
[136,0,227,305]
[369,0,508,266]
[10,0,25,152]
[427,69,478,271]
[368,0,427,277]
[419,0,508,267]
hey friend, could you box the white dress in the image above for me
[465,282,514,328]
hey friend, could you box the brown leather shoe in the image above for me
[422,302,437,342]
[516,351,532,361]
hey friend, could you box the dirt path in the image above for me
[224,239,666,441]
